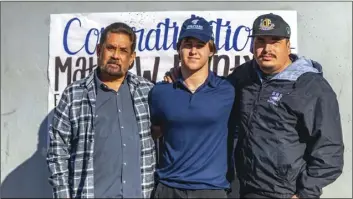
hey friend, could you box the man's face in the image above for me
[96,32,136,78]
[179,37,213,71]
[253,36,291,74]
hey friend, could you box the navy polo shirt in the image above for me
[149,71,235,190]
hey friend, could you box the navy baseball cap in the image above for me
[178,16,214,43]
[249,13,291,38]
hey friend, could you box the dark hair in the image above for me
[176,39,217,54]
[99,22,137,52]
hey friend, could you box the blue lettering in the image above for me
[233,25,252,51]
[136,19,179,51]
[85,28,100,55]
[210,19,230,50]
[61,16,254,54]
[145,29,161,51]
[135,28,146,51]
[157,20,169,50]
[63,17,84,55]
[157,18,178,51]
[224,26,233,51]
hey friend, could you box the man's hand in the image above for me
[163,67,181,83]
[291,194,299,199]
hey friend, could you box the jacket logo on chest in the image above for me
[267,91,283,106]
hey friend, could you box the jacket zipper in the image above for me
[247,82,265,127]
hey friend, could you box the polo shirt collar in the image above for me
[175,70,217,89]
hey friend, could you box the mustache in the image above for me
[107,60,120,65]
[260,53,276,58]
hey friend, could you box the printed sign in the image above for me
[48,11,298,111]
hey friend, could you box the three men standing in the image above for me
[47,13,344,199]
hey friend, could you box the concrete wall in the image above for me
[1,1,351,198]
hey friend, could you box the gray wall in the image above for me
[1,1,352,198]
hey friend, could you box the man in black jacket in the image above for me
[227,13,344,198]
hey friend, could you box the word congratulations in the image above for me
[63,14,253,55]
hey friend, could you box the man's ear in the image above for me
[96,44,101,57]
[129,51,136,69]
[130,51,136,65]
[208,42,215,57]
[287,40,291,54]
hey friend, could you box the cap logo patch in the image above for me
[187,19,203,30]
[259,18,275,30]
[191,19,199,24]
[286,26,291,35]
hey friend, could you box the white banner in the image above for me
[48,10,298,112]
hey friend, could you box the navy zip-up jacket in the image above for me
[228,54,344,198]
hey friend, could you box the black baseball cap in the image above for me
[249,13,291,38]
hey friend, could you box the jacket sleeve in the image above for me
[226,101,239,184]
[226,72,239,184]
[46,88,72,198]
[297,80,344,198]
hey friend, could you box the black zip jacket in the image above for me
[227,54,344,198]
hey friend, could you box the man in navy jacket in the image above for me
[228,13,344,199]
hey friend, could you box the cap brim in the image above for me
[248,33,290,38]
[179,31,212,43]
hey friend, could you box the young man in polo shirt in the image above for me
[148,16,236,198]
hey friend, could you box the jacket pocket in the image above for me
[275,151,302,184]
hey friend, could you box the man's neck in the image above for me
[98,70,126,91]
[180,64,209,93]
